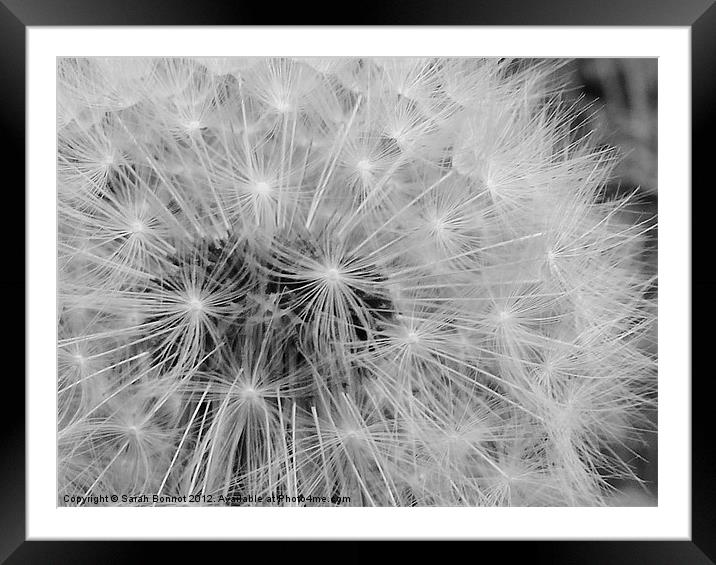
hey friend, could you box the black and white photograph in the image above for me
[56,56,658,508]
[3,4,704,558]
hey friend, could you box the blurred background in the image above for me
[567,59,657,197]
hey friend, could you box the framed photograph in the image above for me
[9,0,709,561]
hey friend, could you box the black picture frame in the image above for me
[6,1,711,562]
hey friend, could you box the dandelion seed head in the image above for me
[337,424,364,449]
[57,56,657,508]
[404,330,420,345]
[318,263,343,284]
[129,219,145,234]
[251,181,272,196]
[428,214,448,237]
[239,385,260,403]
[493,308,513,325]
[71,352,86,367]
[273,99,291,113]
[355,158,373,174]
[184,119,204,135]
[185,295,204,313]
